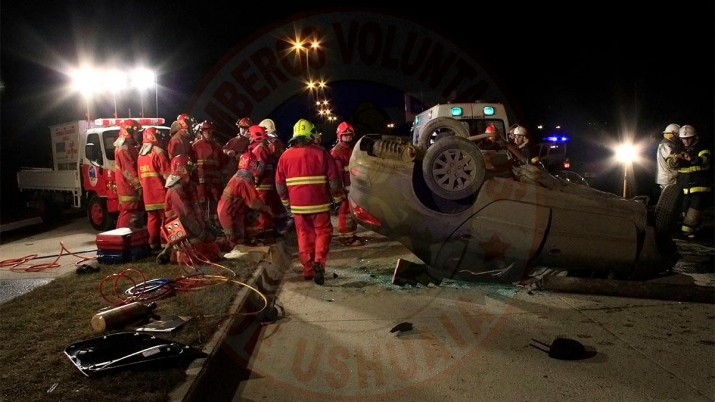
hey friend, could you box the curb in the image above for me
[169,237,293,402]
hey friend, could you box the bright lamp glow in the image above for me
[131,68,155,90]
[615,144,637,163]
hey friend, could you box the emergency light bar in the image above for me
[544,135,570,143]
[483,106,495,116]
[94,118,165,126]
[450,107,463,117]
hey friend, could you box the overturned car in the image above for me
[347,134,679,282]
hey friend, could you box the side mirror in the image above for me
[85,143,101,167]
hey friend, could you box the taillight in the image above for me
[349,199,381,227]
[563,160,570,169]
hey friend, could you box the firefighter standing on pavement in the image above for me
[192,121,227,228]
[669,124,711,239]
[330,122,362,246]
[168,113,196,160]
[657,123,681,193]
[275,119,344,285]
[260,118,290,233]
[113,119,144,229]
[218,152,272,249]
[246,124,277,243]
[222,117,252,181]
[138,127,171,253]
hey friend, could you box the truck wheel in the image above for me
[38,197,62,224]
[654,184,682,236]
[88,196,115,231]
[422,136,485,200]
[418,117,469,149]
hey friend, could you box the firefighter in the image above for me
[508,125,533,162]
[260,118,290,233]
[113,119,144,229]
[669,124,711,239]
[137,127,171,253]
[477,124,506,151]
[168,113,197,160]
[245,124,277,244]
[157,154,221,265]
[218,152,273,249]
[222,118,252,182]
[192,120,227,228]
[657,123,681,193]
[275,119,344,285]
[330,121,362,246]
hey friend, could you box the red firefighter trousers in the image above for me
[294,212,333,277]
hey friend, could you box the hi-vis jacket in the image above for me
[138,145,171,211]
[275,144,344,214]
[671,142,711,194]
[113,138,142,207]
[249,139,274,192]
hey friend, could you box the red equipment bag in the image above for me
[95,228,149,251]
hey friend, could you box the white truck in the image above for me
[17,118,169,230]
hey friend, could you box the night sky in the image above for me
[1,1,713,208]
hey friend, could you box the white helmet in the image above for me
[259,118,277,135]
[663,123,680,139]
[678,124,697,138]
[512,125,527,136]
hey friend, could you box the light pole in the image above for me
[615,143,636,198]
[106,70,127,119]
[71,68,100,123]
[131,68,155,118]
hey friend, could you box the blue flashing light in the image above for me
[483,106,495,116]
[414,116,419,124]
[545,135,570,143]
[450,107,463,117]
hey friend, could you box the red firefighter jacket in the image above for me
[114,139,142,204]
[192,137,226,188]
[138,146,171,211]
[222,134,250,179]
[217,171,266,232]
[330,142,352,191]
[164,182,209,241]
[168,130,195,160]
[275,143,344,214]
[249,139,275,192]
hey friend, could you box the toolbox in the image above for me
[95,228,149,251]
[96,245,151,264]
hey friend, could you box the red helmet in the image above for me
[485,124,497,134]
[237,151,260,176]
[119,119,143,139]
[177,113,194,130]
[170,154,194,179]
[142,127,160,145]
[336,121,355,143]
[236,117,253,128]
[248,125,267,142]
[200,121,216,136]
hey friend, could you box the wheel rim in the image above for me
[431,148,478,192]
[90,202,104,225]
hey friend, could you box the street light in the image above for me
[131,68,155,118]
[71,68,101,122]
[615,143,637,198]
[105,70,127,118]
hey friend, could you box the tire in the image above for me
[422,136,486,200]
[417,117,469,150]
[88,195,115,231]
[654,184,682,236]
[38,197,62,224]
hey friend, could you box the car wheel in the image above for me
[422,136,486,200]
[654,184,682,236]
[417,117,469,149]
[88,195,115,231]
